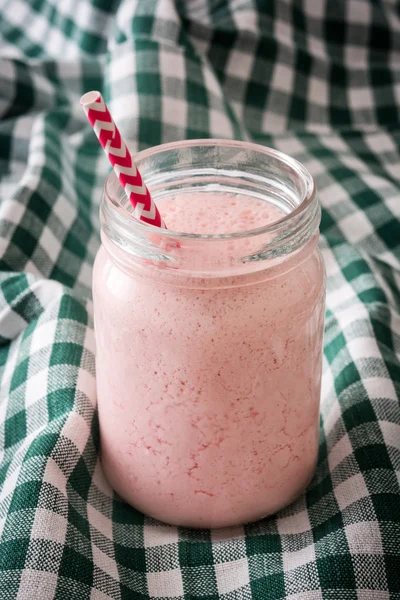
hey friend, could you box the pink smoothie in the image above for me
[93,191,325,528]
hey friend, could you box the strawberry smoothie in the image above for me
[93,189,325,528]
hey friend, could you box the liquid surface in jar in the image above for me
[158,191,284,234]
[95,190,324,528]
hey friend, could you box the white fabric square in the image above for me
[262,110,285,134]
[323,397,342,434]
[77,261,93,288]
[30,320,57,355]
[386,196,400,219]
[144,524,179,548]
[357,592,390,600]
[327,282,355,310]
[366,132,397,154]
[363,377,397,401]
[110,93,140,124]
[17,569,58,600]
[92,544,120,581]
[25,369,48,406]
[321,181,348,207]
[278,509,311,535]
[61,413,91,454]
[3,0,30,27]
[334,473,369,511]
[321,364,335,408]
[347,0,371,24]
[31,279,62,309]
[0,465,21,503]
[203,66,222,97]
[2,336,22,387]
[77,368,96,409]
[335,303,369,330]
[304,0,325,18]
[320,246,341,276]
[349,87,375,110]
[24,259,43,278]
[215,557,250,595]
[43,457,67,494]
[302,157,326,176]
[308,36,325,60]
[52,196,76,229]
[328,433,353,472]
[162,97,188,128]
[88,504,113,541]
[147,568,184,598]
[282,543,316,571]
[232,8,258,33]
[91,460,114,497]
[380,421,400,452]
[226,48,254,80]
[345,44,368,67]
[0,305,27,341]
[212,525,245,543]
[209,108,233,138]
[271,63,293,94]
[159,48,185,80]
[275,137,305,157]
[0,517,5,539]
[309,75,328,107]
[31,508,67,545]
[0,198,25,224]
[345,521,383,555]
[346,337,382,361]
[287,593,323,600]
[274,19,291,45]
[90,590,114,600]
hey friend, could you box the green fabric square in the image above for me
[59,547,94,586]
[249,573,285,600]
[4,410,27,449]
[312,511,344,543]
[245,532,282,555]
[68,457,92,501]
[317,554,356,589]
[181,565,218,597]
[47,388,75,420]
[342,259,371,282]
[58,295,88,324]
[10,357,29,391]
[24,433,59,459]
[114,542,147,572]
[11,226,38,259]
[0,539,30,571]
[324,331,347,364]
[50,265,75,288]
[63,232,87,260]
[354,444,393,472]
[9,481,41,512]
[335,363,361,396]
[50,342,82,367]
[342,399,377,430]
[179,538,214,568]
[187,81,209,108]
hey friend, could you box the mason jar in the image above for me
[93,139,325,528]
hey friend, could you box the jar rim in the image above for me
[103,139,316,241]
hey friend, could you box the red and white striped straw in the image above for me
[80,91,165,229]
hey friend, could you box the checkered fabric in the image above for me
[0,0,399,598]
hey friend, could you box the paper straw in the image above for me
[80,91,165,229]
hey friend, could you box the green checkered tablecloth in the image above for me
[0,0,400,598]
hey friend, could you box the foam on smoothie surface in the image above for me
[158,192,284,234]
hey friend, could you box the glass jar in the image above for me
[93,139,325,528]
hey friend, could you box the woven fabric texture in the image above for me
[0,0,400,598]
